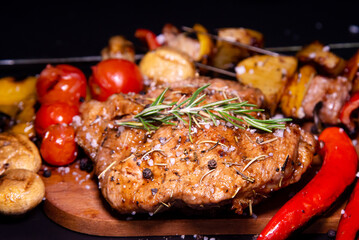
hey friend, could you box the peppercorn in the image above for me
[151,188,158,196]
[208,159,217,169]
[80,158,93,173]
[142,168,153,179]
[327,229,336,238]
[43,169,52,178]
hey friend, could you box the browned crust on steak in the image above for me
[74,77,315,215]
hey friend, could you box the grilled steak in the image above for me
[74,77,315,214]
[301,75,351,124]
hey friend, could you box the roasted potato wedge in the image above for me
[0,132,41,175]
[139,46,196,83]
[281,65,317,118]
[212,28,264,70]
[296,41,346,76]
[0,169,45,215]
[235,55,297,113]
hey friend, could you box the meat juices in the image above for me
[74,78,315,214]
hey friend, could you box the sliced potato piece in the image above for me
[296,41,346,76]
[235,55,297,113]
[281,65,316,118]
[0,169,45,215]
[0,132,41,175]
[139,46,196,83]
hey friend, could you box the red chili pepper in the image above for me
[257,127,358,240]
[135,29,161,51]
[336,179,359,239]
[340,91,359,132]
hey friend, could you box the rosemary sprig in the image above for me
[115,84,291,133]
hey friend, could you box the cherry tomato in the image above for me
[40,124,78,166]
[36,64,87,105]
[35,102,79,137]
[89,59,143,101]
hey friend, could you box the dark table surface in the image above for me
[0,1,358,239]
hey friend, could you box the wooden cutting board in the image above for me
[41,161,345,237]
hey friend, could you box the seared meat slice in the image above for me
[162,24,201,61]
[74,78,315,215]
[301,75,351,124]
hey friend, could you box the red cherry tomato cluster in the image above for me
[36,64,85,166]
[36,60,144,166]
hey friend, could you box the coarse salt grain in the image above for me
[273,129,284,138]
[85,185,90,190]
[170,158,175,165]
[148,159,154,166]
[204,124,210,129]
[309,53,316,59]
[235,66,246,75]
[341,209,345,215]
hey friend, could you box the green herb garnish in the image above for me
[115,84,291,133]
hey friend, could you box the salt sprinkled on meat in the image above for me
[226,122,233,127]
[91,139,98,148]
[341,209,345,215]
[148,159,154,166]
[170,158,175,165]
[235,66,246,75]
[85,185,91,190]
[107,123,114,128]
[286,127,291,133]
[72,115,82,126]
[273,129,284,138]
[228,146,235,152]
[272,114,284,119]
[309,53,316,59]
[131,147,137,153]
[204,124,210,129]
[269,152,273,157]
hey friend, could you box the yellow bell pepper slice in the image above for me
[0,76,37,105]
[193,23,213,60]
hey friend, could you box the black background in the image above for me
[0,1,358,239]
